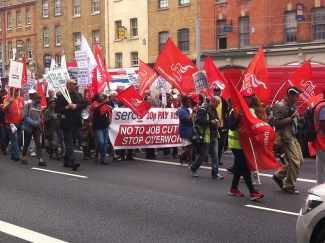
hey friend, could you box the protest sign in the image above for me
[8,61,23,88]
[29,108,42,121]
[109,108,182,149]
[126,69,138,86]
[161,88,167,106]
[78,68,89,86]
[48,70,68,88]
[156,76,166,90]
[68,67,78,82]
[193,70,209,91]
[75,51,89,69]
[22,78,36,101]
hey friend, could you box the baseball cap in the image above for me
[213,87,221,91]
[190,94,200,103]
[28,89,37,94]
[240,89,255,97]
[286,86,302,95]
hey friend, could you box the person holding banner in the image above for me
[21,94,46,166]
[227,90,264,200]
[55,79,88,170]
[272,86,304,195]
[3,88,24,161]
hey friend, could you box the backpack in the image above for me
[302,100,325,142]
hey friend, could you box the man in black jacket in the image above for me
[213,87,229,165]
[55,80,87,170]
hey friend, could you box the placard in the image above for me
[8,61,23,88]
[193,70,209,91]
[29,108,42,121]
[75,51,89,69]
[127,69,138,86]
[77,68,89,86]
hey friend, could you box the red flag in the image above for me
[227,76,281,171]
[93,42,113,94]
[117,86,151,118]
[21,57,27,86]
[285,59,315,106]
[154,38,198,96]
[203,55,229,99]
[241,46,270,104]
[87,84,95,105]
[138,59,158,97]
[37,81,47,107]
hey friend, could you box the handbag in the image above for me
[190,113,206,148]
[274,130,283,148]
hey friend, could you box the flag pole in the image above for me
[248,136,260,185]
[270,81,286,107]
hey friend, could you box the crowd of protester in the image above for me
[0,80,313,201]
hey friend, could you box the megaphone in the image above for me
[81,109,90,119]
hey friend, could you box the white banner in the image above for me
[109,108,181,149]
[8,61,23,88]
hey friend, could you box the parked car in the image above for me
[297,184,325,243]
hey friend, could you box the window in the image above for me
[239,17,249,47]
[92,30,100,46]
[312,8,325,41]
[55,26,61,45]
[74,0,81,16]
[17,41,23,59]
[8,42,12,60]
[26,9,31,26]
[178,29,189,52]
[43,1,49,17]
[179,0,189,5]
[130,18,138,37]
[74,32,81,51]
[158,31,169,52]
[115,20,122,39]
[7,13,12,29]
[159,0,168,8]
[217,20,227,49]
[131,52,138,67]
[115,53,122,68]
[26,39,32,59]
[55,54,61,66]
[43,27,49,46]
[16,11,21,28]
[55,0,61,15]
[284,11,297,43]
[92,0,100,13]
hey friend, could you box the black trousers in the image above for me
[62,126,79,166]
[231,148,255,194]
[218,128,227,162]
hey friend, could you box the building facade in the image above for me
[200,0,325,68]
[0,0,37,76]
[107,0,148,69]
[148,0,199,66]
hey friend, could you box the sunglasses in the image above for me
[70,83,77,85]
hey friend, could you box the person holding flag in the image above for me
[228,90,264,201]
[272,86,304,195]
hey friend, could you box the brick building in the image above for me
[35,0,106,73]
[0,0,37,76]
[200,0,325,68]
[148,0,199,66]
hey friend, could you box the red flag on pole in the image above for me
[21,57,27,86]
[93,42,113,94]
[241,46,270,104]
[227,76,281,171]
[138,59,158,97]
[117,86,151,118]
[37,81,47,107]
[154,38,198,96]
[203,55,229,99]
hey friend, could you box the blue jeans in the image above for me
[6,123,22,158]
[94,128,108,160]
[0,126,10,152]
[190,137,219,174]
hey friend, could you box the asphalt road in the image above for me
[0,148,316,243]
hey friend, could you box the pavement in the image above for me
[0,148,316,243]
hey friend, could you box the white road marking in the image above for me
[135,157,317,184]
[31,168,88,179]
[245,205,299,216]
[0,220,68,243]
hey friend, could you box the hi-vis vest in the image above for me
[228,108,256,149]
[312,102,325,150]
[4,97,24,124]
[197,112,211,143]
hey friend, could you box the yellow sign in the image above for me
[118,26,126,39]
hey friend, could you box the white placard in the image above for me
[8,61,23,88]
[77,68,89,86]
[161,88,167,106]
[156,76,166,90]
[29,108,42,121]
[47,70,68,88]
[127,69,138,86]
[193,70,209,91]
[75,51,89,69]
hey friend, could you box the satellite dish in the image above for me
[81,109,89,119]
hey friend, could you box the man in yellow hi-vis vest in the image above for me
[189,96,223,179]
